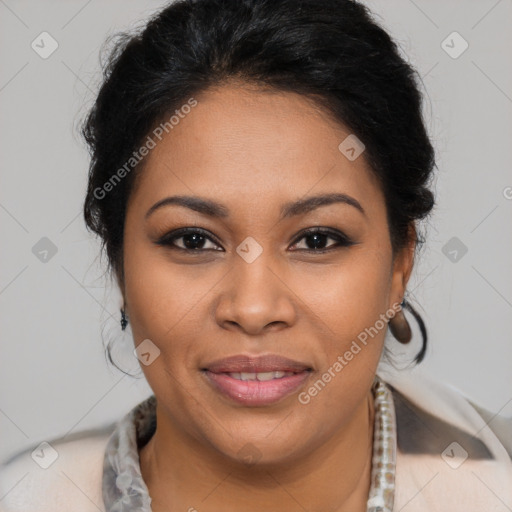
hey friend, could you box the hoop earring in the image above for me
[388,298,412,344]
[120,307,128,331]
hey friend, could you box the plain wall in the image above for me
[1,0,511,464]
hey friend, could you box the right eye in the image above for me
[155,228,224,252]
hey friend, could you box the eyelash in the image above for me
[155,227,356,254]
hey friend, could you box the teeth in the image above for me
[227,371,294,381]
[257,371,280,381]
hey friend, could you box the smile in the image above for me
[201,353,313,406]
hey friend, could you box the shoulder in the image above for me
[379,367,512,511]
[0,423,116,512]
[380,367,512,458]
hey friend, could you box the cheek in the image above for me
[122,237,217,374]
[122,245,205,407]
[291,253,391,425]
[290,247,392,411]
[292,248,392,342]
[123,230,197,332]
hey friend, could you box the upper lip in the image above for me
[203,354,312,373]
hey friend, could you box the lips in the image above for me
[203,354,312,374]
[202,354,313,406]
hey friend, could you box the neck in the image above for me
[140,390,375,512]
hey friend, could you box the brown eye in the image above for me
[290,228,355,253]
[156,228,223,252]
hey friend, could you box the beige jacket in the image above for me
[1,368,511,511]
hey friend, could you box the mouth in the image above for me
[201,354,313,406]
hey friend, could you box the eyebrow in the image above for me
[145,192,366,220]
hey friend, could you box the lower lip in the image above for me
[203,370,311,406]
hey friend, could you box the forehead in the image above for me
[129,83,384,217]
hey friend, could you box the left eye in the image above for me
[290,229,355,252]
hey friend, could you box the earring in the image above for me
[120,307,128,331]
[388,298,412,344]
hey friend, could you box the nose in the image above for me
[214,252,297,336]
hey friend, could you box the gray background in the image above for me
[1,0,511,465]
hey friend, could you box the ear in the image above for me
[115,267,126,307]
[389,223,416,306]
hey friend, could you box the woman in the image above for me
[1,0,510,511]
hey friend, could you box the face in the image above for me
[121,81,413,465]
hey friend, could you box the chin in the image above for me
[202,414,318,468]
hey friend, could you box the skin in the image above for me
[119,81,415,512]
